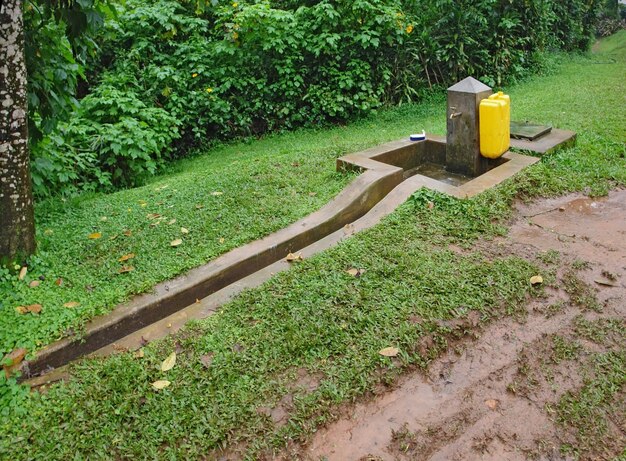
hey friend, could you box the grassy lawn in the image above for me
[0,32,625,459]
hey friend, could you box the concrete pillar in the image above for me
[446,77,493,177]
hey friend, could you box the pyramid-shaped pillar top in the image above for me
[447,76,491,94]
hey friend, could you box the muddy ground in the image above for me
[290,190,626,461]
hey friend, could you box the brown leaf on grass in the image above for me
[379,347,399,357]
[346,268,366,277]
[211,191,223,196]
[180,228,189,235]
[151,380,171,390]
[160,352,177,372]
[55,277,63,286]
[285,252,303,262]
[200,352,214,368]
[88,232,102,239]
[63,301,80,308]
[118,253,136,262]
[195,204,204,209]
[29,280,40,288]
[168,219,176,225]
[146,213,161,220]
[18,304,42,315]
[427,201,435,210]
[123,230,132,237]
[109,234,119,241]
[134,348,145,359]
[119,265,135,274]
[18,267,27,280]
[3,348,28,378]
[170,239,183,247]
[530,275,543,286]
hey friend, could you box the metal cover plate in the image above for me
[510,121,553,141]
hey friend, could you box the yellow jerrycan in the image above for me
[479,91,510,159]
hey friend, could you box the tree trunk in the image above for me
[0,0,36,263]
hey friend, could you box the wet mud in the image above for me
[300,190,626,461]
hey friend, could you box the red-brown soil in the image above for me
[298,190,626,461]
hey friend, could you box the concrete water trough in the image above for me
[23,77,576,385]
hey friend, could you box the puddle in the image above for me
[404,162,472,186]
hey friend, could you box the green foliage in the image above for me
[28,0,605,196]
[32,80,180,196]
[24,0,115,140]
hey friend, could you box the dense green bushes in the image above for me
[28,0,604,197]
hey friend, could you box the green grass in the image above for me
[0,32,625,460]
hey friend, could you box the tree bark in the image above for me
[0,0,36,262]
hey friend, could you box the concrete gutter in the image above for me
[23,144,405,378]
[23,134,543,382]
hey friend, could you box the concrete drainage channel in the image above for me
[24,78,576,386]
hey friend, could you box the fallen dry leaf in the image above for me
[119,265,135,274]
[594,279,619,287]
[55,277,63,286]
[219,237,225,244]
[379,347,399,357]
[211,191,223,196]
[18,304,42,315]
[160,352,177,372]
[29,280,40,288]
[63,301,80,308]
[100,216,108,222]
[485,399,500,410]
[180,228,189,234]
[285,252,303,262]
[123,230,132,237]
[200,353,214,368]
[3,348,28,378]
[118,253,136,262]
[530,275,543,285]
[88,232,102,239]
[44,229,53,236]
[308,192,317,197]
[18,266,27,280]
[134,348,145,359]
[195,204,204,209]
[168,219,176,225]
[170,239,183,247]
[151,380,171,390]
[427,201,435,209]
[146,213,161,220]
[346,268,365,277]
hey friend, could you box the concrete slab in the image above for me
[510,128,576,154]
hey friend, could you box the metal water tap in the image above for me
[449,107,462,119]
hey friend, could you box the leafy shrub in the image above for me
[32,80,180,196]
